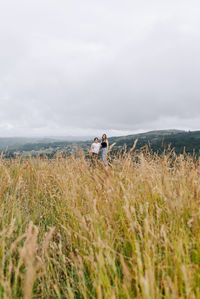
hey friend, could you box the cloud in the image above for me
[0,0,200,136]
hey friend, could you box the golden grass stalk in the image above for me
[0,149,199,298]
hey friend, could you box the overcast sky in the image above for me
[0,0,200,137]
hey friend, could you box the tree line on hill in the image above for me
[1,130,200,158]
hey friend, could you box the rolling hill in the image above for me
[109,129,200,154]
[1,130,200,157]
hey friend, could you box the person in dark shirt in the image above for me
[100,134,109,165]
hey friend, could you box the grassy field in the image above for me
[0,150,200,298]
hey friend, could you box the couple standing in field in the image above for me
[90,134,109,165]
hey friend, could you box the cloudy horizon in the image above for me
[0,0,200,137]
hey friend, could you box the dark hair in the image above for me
[94,137,98,141]
[102,134,107,140]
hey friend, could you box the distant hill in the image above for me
[1,130,200,157]
[0,137,57,150]
[0,136,91,151]
[109,130,200,154]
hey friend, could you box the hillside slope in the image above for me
[1,130,200,156]
[109,130,200,154]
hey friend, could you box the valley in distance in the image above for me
[1,129,200,158]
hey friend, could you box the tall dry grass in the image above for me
[0,150,199,298]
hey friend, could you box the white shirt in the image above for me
[91,142,100,154]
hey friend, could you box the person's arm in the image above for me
[89,144,94,155]
[106,140,109,150]
[98,143,101,153]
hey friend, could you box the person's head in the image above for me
[94,137,98,143]
[102,134,107,141]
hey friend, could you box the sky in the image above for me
[0,0,200,137]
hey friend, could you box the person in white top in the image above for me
[90,137,100,163]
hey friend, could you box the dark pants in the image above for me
[91,152,98,165]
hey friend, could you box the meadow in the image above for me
[0,149,199,298]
